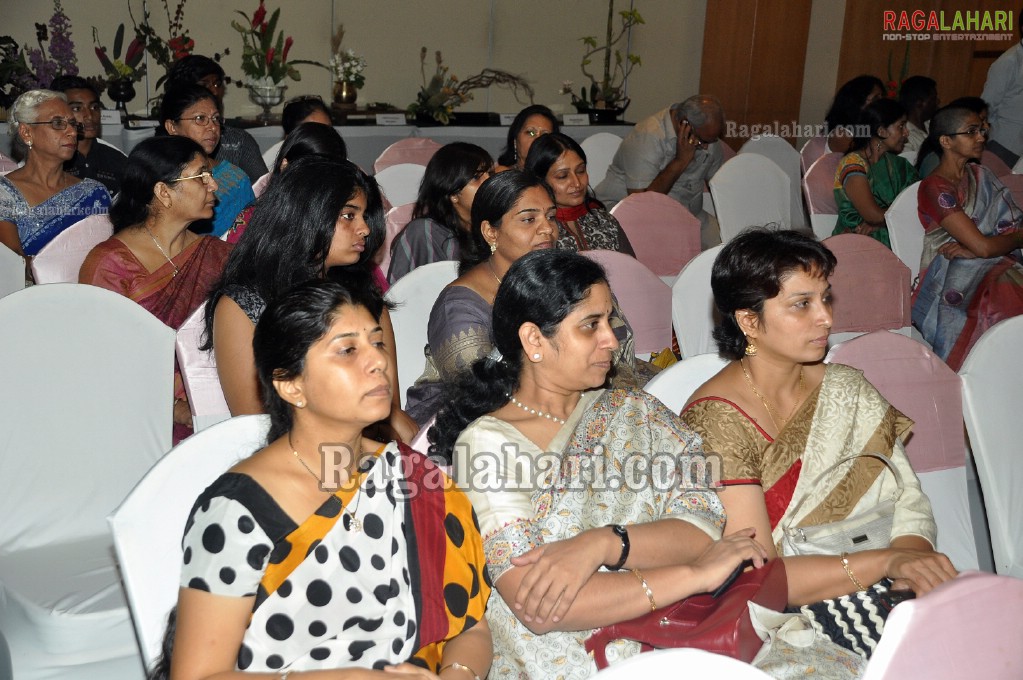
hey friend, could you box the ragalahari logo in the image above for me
[882,10,1015,41]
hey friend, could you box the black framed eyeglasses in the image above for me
[946,126,989,138]
[24,117,76,131]
[176,113,222,127]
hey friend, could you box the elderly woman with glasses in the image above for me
[158,83,254,238]
[80,136,233,442]
[913,104,1023,370]
[0,89,111,267]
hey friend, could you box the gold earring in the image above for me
[744,337,757,357]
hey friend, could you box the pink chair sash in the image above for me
[30,214,114,284]
[981,149,1012,179]
[175,303,230,430]
[377,203,416,275]
[581,249,672,354]
[373,138,442,174]
[824,233,911,333]
[803,152,841,215]
[608,192,700,277]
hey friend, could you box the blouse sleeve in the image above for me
[427,288,493,383]
[180,494,274,597]
[681,399,766,485]
[888,435,938,547]
[917,175,963,229]
[78,241,136,295]
[835,153,868,190]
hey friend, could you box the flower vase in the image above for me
[107,79,137,124]
[247,83,288,125]
[332,81,358,110]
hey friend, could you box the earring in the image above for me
[296,400,305,408]
[744,337,757,357]
[489,241,497,255]
[26,141,32,150]
[532,353,541,360]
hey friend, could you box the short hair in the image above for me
[677,94,724,129]
[8,89,66,156]
[497,105,560,167]
[711,228,837,360]
[166,55,225,87]
[157,83,218,132]
[254,279,386,442]
[924,105,977,161]
[898,76,937,109]
[462,170,553,273]
[825,75,885,132]
[429,249,608,458]
[946,96,988,115]
[273,122,347,174]
[49,75,98,97]
[281,96,332,135]
[410,141,493,238]
[851,97,907,150]
[110,136,206,232]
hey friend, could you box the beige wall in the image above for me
[1,0,707,122]
[796,0,847,146]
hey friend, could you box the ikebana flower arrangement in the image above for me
[328,24,366,89]
[0,37,35,109]
[886,44,910,98]
[560,0,643,112]
[408,47,534,125]
[93,24,146,84]
[232,0,300,87]
[21,0,79,90]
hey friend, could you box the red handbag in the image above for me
[584,559,788,670]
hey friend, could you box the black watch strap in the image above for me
[605,524,630,570]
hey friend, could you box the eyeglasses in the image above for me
[24,117,76,131]
[524,127,551,138]
[947,126,989,138]
[176,114,222,127]
[171,171,215,186]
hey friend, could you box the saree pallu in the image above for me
[455,387,725,679]
[833,153,918,248]
[207,160,255,238]
[0,177,110,256]
[912,164,1023,370]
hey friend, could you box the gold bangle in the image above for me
[840,552,866,591]
[631,568,657,611]
[440,662,481,680]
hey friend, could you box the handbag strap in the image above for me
[783,452,904,532]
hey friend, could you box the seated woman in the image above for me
[429,249,766,679]
[159,83,254,238]
[524,132,634,255]
[258,95,336,187]
[204,156,417,441]
[818,75,886,158]
[913,105,1023,371]
[916,97,989,179]
[681,229,956,662]
[163,279,491,678]
[387,142,493,284]
[1,89,110,264]
[404,171,646,427]
[80,136,232,441]
[494,105,559,172]
[226,122,348,244]
[832,98,918,248]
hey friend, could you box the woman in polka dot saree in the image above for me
[163,280,492,679]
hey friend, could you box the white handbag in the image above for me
[780,452,904,557]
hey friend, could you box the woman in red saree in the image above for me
[80,136,232,441]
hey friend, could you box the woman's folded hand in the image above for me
[884,549,957,596]
[690,527,770,594]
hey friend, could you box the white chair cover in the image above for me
[594,648,771,679]
[108,414,270,669]
[803,152,842,240]
[959,315,1023,577]
[643,353,729,414]
[739,134,804,229]
[710,154,790,244]
[0,284,174,680]
[827,330,979,571]
[862,571,1023,679]
[581,250,671,355]
[671,245,723,359]
[0,245,25,299]
[884,181,924,285]
[385,260,459,406]
[29,214,113,284]
[376,202,416,277]
[373,137,442,174]
[374,163,426,207]
[608,191,701,278]
[580,132,623,187]
[175,302,231,433]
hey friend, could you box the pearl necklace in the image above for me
[287,433,363,532]
[144,226,180,277]
[507,394,567,424]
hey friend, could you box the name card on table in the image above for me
[100,110,122,125]
[562,114,591,126]
[499,113,517,126]
[376,113,407,126]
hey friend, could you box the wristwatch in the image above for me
[605,523,630,570]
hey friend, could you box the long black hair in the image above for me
[523,132,603,210]
[460,170,553,274]
[850,98,907,152]
[496,104,559,168]
[429,249,608,459]
[411,141,493,234]
[272,121,347,173]
[109,136,206,232]
[825,75,884,133]
[201,157,384,349]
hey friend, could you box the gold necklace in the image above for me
[287,433,363,532]
[488,259,503,285]
[143,226,180,277]
[740,359,804,431]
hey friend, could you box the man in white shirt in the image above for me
[982,22,1023,167]
[596,94,725,248]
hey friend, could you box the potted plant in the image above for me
[93,24,146,118]
[560,0,643,123]
[232,0,300,122]
[328,24,366,109]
